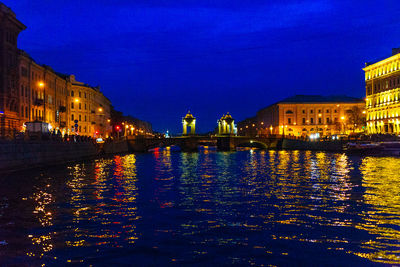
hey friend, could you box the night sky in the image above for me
[5,0,400,134]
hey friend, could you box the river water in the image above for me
[0,149,399,266]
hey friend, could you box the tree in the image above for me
[347,106,366,133]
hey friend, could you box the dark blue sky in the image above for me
[5,0,400,133]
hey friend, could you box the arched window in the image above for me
[285,110,294,114]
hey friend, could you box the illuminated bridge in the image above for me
[123,135,283,152]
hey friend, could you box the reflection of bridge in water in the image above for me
[125,135,283,152]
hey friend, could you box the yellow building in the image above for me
[182,111,196,135]
[67,75,111,137]
[363,48,400,134]
[18,51,69,133]
[217,113,236,135]
[250,95,365,137]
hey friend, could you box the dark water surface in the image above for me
[0,150,399,266]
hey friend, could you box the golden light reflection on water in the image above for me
[355,157,400,264]
[28,183,55,258]
[5,150,400,265]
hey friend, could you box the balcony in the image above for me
[34,99,44,106]
[59,106,67,113]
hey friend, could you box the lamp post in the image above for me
[38,82,45,121]
[341,116,346,134]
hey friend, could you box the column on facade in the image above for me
[190,121,195,134]
[182,121,187,135]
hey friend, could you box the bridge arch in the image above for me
[235,140,268,149]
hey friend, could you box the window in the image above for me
[288,118,291,124]
[21,67,28,77]
[326,117,330,123]
[71,90,74,97]
[79,115,81,121]
[285,110,294,114]
[71,114,74,121]
[334,109,337,113]
[85,115,87,122]
[79,103,81,109]
[84,92,87,98]
[326,109,330,113]
[334,117,338,122]
[302,118,306,124]
[71,102,74,109]
[79,91,81,97]
[318,109,321,113]
[302,109,306,114]
[318,118,322,124]
[310,118,314,124]
[310,110,314,114]
[85,103,87,110]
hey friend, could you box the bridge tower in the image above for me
[182,111,196,135]
[218,113,236,135]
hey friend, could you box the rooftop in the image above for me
[278,95,364,104]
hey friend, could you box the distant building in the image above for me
[237,116,257,136]
[239,95,365,137]
[110,107,153,137]
[68,75,111,137]
[364,48,400,134]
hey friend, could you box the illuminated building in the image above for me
[237,116,257,137]
[19,52,69,133]
[363,48,400,134]
[182,111,196,135]
[0,4,26,136]
[67,75,111,137]
[217,113,236,135]
[239,95,365,137]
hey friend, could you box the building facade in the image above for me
[0,3,113,138]
[18,51,69,132]
[0,4,26,136]
[68,75,111,138]
[239,95,365,137]
[364,48,400,134]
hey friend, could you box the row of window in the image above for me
[287,117,339,125]
[286,109,338,114]
[365,61,400,80]
[71,90,94,100]
[71,102,91,110]
[71,114,90,122]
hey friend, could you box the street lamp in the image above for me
[341,116,346,134]
[38,82,45,121]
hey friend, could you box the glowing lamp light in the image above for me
[341,116,345,120]
[116,126,120,130]
[98,108,103,112]
[74,98,79,103]
[125,125,129,129]
[38,82,45,88]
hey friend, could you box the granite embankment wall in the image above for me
[0,141,99,173]
[281,139,346,151]
[103,139,129,154]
